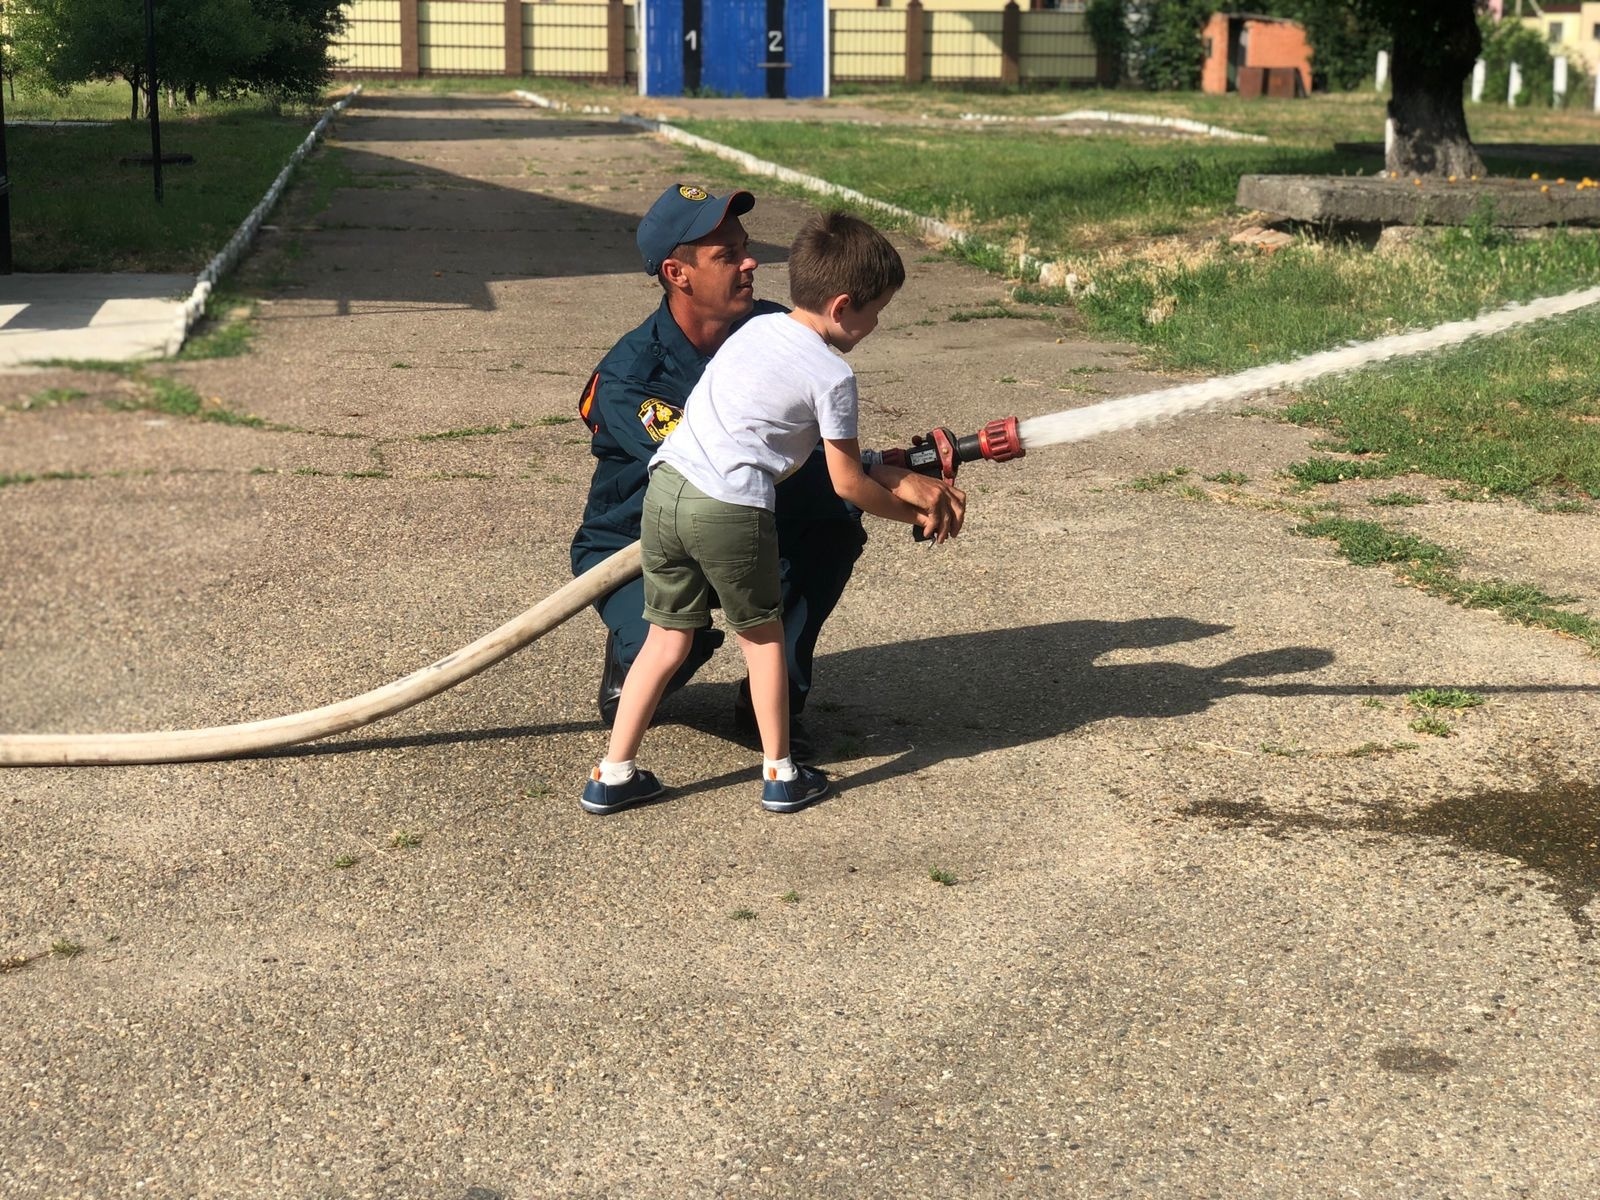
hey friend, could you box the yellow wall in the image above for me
[1520,4,1600,73]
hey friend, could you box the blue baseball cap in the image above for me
[636,182,755,276]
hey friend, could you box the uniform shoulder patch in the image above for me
[638,398,682,443]
[578,371,600,427]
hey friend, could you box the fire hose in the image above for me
[6,280,1597,768]
[0,423,1022,768]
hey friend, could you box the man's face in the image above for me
[674,218,758,327]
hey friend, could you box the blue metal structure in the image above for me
[641,0,825,99]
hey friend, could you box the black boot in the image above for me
[597,631,627,727]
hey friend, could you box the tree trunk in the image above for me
[128,73,142,120]
[1385,1,1484,177]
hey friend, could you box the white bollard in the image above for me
[1375,49,1389,90]
[1471,58,1486,102]
[1553,57,1567,106]
[1508,61,1522,107]
[1384,116,1394,160]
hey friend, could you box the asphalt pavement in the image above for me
[2,91,1598,1199]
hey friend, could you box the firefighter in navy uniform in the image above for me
[570,183,965,754]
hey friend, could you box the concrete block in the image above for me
[1237,174,1600,227]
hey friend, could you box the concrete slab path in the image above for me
[0,272,190,368]
[2,91,1598,1199]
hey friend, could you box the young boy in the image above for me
[581,211,947,816]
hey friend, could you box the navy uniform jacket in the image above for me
[570,295,856,578]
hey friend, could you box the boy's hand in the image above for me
[875,467,966,543]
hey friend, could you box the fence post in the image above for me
[906,0,925,85]
[505,0,522,76]
[1001,1,1020,87]
[608,0,627,84]
[400,0,421,78]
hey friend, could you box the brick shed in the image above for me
[1200,12,1313,96]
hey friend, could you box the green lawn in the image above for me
[5,93,323,272]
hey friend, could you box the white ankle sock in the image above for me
[596,759,635,785]
[764,757,798,782]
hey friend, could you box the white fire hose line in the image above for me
[6,285,1597,767]
[166,85,363,357]
[0,544,641,767]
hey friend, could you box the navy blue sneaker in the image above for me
[761,765,829,814]
[581,768,666,816]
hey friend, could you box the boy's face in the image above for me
[827,289,896,353]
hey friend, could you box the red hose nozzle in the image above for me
[975,416,1024,463]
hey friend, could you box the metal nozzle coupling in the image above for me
[953,416,1025,466]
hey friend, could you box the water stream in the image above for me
[1015,285,1600,451]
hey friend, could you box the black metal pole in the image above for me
[144,0,162,203]
[0,32,12,274]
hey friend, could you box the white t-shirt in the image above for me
[653,312,858,511]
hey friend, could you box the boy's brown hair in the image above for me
[787,211,905,313]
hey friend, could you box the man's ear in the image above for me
[825,293,852,323]
[660,253,694,293]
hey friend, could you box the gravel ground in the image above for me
[2,92,1598,1200]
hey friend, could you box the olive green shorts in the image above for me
[642,464,782,632]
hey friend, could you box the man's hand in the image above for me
[870,464,967,544]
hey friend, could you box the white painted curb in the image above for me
[511,89,612,114]
[166,85,363,356]
[617,112,1052,281]
[958,109,1268,143]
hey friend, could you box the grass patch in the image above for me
[1283,309,1600,500]
[1407,687,1485,710]
[1203,470,1248,485]
[6,100,322,272]
[51,939,86,958]
[417,422,529,441]
[1287,457,1398,487]
[0,470,94,488]
[1409,714,1456,738]
[674,117,1363,258]
[1295,517,1457,568]
[1296,516,1600,653]
[21,387,87,409]
[1369,491,1426,507]
[1343,741,1421,757]
[177,293,257,360]
[730,908,756,920]
[928,867,957,886]
[1130,466,1191,492]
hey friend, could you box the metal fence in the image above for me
[339,0,405,72]
[419,0,504,75]
[332,1,1096,86]
[1019,9,1096,83]
[831,9,906,83]
[925,11,1005,83]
